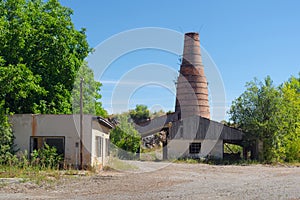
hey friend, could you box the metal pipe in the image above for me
[80,78,84,169]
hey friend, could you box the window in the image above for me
[30,136,65,157]
[96,136,103,157]
[105,138,110,156]
[189,142,201,154]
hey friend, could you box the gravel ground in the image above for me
[0,161,299,200]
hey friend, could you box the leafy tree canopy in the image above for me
[129,104,150,123]
[110,114,141,155]
[275,75,300,162]
[0,0,108,162]
[0,0,91,114]
[150,109,166,119]
[229,74,300,162]
[0,101,14,164]
[0,57,46,113]
[72,62,108,117]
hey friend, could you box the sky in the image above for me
[60,0,300,121]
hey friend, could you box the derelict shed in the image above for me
[167,116,243,159]
[10,114,113,169]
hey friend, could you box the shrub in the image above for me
[31,143,63,169]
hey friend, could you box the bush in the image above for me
[31,143,63,169]
[110,114,141,159]
[0,102,15,165]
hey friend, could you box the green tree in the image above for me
[150,109,166,119]
[72,62,108,117]
[229,76,281,161]
[229,75,300,162]
[0,0,108,166]
[0,101,14,164]
[129,104,150,123]
[274,75,300,162]
[110,114,141,157]
[0,58,46,113]
[0,0,90,114]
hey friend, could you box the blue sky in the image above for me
[60,0,300,121]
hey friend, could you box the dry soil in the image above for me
[0,161,299,200]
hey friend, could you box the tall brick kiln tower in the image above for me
[175,32,210,119]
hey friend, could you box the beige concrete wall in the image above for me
[10,114,110,167]
[10,114,32,156]
[91,127,109,169]
[167,140,189,159]
[167,139,223,159]
[205,140,223,159]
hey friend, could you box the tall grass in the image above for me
[0,145,66,185]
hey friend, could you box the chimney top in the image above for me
[185,32,199,40]
[185,32,198,35]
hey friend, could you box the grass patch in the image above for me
[288,162,300,167]
[0,165,63,185]
[205,158,260,165]
[0,165,93,186]
[107,157,139,171]
[170,157,263,165]
[172,158,199,164]
[140,146,163,161]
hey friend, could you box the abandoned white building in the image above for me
[10,114,113,169]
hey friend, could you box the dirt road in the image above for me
[0,161,299,199]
